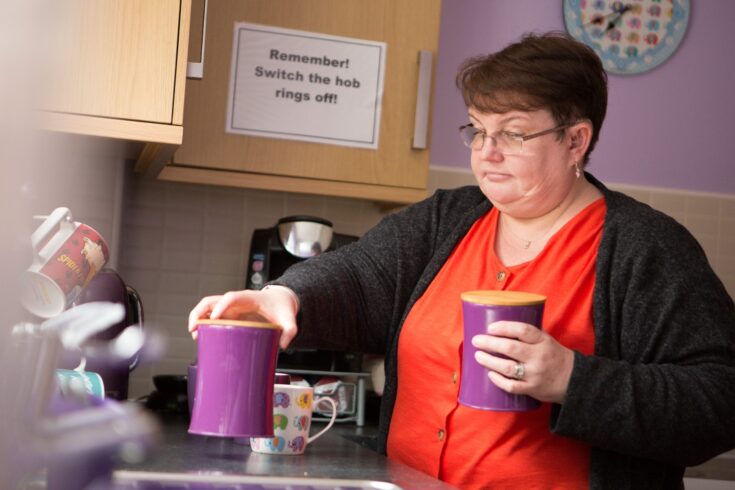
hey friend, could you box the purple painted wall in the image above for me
[430,0,735,195]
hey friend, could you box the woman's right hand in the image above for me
[188,285,299,349]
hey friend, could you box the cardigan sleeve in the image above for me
[549,193,735,466]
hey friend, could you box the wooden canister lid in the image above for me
[460,290,546,306]
[196,319,282,330]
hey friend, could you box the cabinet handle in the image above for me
[187,0,208,79]
[412,50,433,150]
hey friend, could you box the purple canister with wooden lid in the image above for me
[459,290,546,411]
[189,319,282,438]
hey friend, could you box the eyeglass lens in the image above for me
[459,123,571,155]
[459,126,523,154]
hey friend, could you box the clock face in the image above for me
[563,0,690,75]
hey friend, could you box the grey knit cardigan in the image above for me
[274,174,735,489]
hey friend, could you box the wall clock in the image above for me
[563,0,690,75]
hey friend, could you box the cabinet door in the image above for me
[48,0,183,124]
[170,0,440,199]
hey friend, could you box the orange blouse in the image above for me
[387,198,606,490]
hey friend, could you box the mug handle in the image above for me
[73,357,87,372]
[125,285,144,372]
[307,396,338,445]
[31,207,72,259]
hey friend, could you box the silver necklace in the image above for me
[500,202,572,250]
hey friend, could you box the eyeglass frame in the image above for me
[458,121,574,154]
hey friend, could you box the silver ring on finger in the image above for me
[513,362,525,380]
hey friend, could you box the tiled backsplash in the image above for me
[59,160,734,399]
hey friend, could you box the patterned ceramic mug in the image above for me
[55,367,105,400]
[250,384,337,455]
[20,207,109,318]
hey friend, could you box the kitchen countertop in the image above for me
[124,413,735,487]
[118,414,456,490]
[685,451,735,482]
[20,406,734,489]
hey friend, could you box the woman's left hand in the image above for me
[471,321,575,404]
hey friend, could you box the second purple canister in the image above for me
[459,290,546,412]
[189,319,282,438]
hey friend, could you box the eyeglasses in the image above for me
[458,122,572,155]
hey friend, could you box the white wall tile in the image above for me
[164,208,204,233]
[243,189,287,219]
[129,367,154,400]
[119,268,160,292]
[165,335,197,362]
[203,233,245,258]
[123,205,165,228]
[243,214,283,232]
[428,165,476,191]
[201,250,244,275]
[206,187,246,217]
[198,274,247,296]
[123,223,164,248]
[720,220,735,259]
[323,196,365,223]
[650,193,687,215]
[166,182,207,211]
[154,313,191,337]
[686,195,720,216]
[161,228,204,272]
[128,179,167,208]
[721,199,735,217]
[120,244,163,271]
[685,216,720,239]
[159,272,201,295]
[156,291,202,317]
[284,194,326,217]
[719,256,735,279]
[724,279,735,301]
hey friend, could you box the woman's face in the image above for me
[467,108,578,218]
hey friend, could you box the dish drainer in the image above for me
[278,369,370,427]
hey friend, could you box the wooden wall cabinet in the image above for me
[160,0,441,205]
[43,0,192,145]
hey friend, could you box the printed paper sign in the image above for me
[226,23,386,149]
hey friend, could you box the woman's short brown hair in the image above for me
[456,32,607,165]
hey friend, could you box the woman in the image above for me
[189,33,735,489]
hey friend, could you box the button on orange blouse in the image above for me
[387,199,605,490]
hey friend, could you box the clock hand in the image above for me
[604,5,633,32]
[584,4,633,31]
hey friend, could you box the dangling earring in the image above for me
[574,162,582,179]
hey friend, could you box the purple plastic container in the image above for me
[459,290,546,411]
[188,319,282,438]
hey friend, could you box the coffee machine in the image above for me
[246,216,360,371]
[246,215,357,290]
